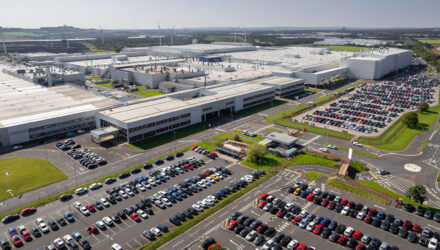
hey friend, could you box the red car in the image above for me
[260,193,269,200]
[10,235,22,247]
[191,145,198,150]
[340,199,349,205]
[258,201,267,208]
[413,224,421,233]
[367,208,377,216]
[276,209,287,217]
[321,198,329,207]
[210,152,218,157]
[86,204,96,212]
[293,216,302,225]
[363,215,372,224]
[352,231,363,240]
[297,243,308,250]
[338,235,347,245]
[20,207,36,215]
[313,197,322,204]
[87,225,98,234]
[227,220,238,230]
[256,224,268,233]
[184,164,193,170]
[356,243,366,250]
[313,224,323,234]
[327,201,336,210]
[403,220,412,229]
[306,193,315,201]
[130,213,141,222]
[202,171,210,177]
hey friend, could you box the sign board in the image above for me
[348,148,353,160]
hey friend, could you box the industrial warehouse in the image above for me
[0,42,413,147]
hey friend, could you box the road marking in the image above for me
[373,204,386,210]
[285,169,301,175]
[303,135,321,146]
[368,171,378,180]
[172,239,184,248]
[428,224,440,231]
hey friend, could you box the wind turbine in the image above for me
[1,27,7,54]
[170,25,176,45]
[99,25,104,45]
[64,24,70,49]
[233,26,240,43]
[49,31,53,47]
[157,23,162,46]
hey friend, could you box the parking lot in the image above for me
[298,73,440,136]
[168,169,440,250]
[0,149,256,249]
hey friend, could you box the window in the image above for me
[143,122,155,129]
[128,126,142,133]
[180,113,190,118]
[143,131,155,138]
[157,127,168,133]
[202,107,212,112]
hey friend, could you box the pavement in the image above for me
[168,169,438,250]
[0,151,254,249]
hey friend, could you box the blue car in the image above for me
[159,176,166,182]
[167,195,176,203]
[8,227,17,236]
[165,155,174,161]
[377,211,386,220]
[64,211,75,222]
[300,191,309,198]
[172,193,182,201]
[300,184,308,190]
[140,176,148,181]
[320,218,331,227]
[154,159,164,165]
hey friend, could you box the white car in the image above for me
[125,188,134,196]
[356,211,366,220]
[263,240,274,250]
[352,141,362,147]
[192,204,203,212]
[429,238,438,249]
[75,188,88,195]
[111,243,123,250]
[312,188,321,195]
[119,190,128,199]
[319,147,329,152]
[344,227,354,237]
[306,221,315,231]
[162,198,172,207]
[299,210,308,218]
[103,216,114,226]
[288,240,299,249]
[89,183,102,190]
[246,230,257,241]
[341,206,350,215]
[197,181,206,188]
[207,195,218,203]
[327,144,337,149]
[100,198,110,207]
[63,234,73,244]
[150,227,162,237]
[206,177,215,184]
[35,218,49,233]
[96,220,106,230]
[137,210,148,219]
[54,238,65,249]
[80,207,90,216]
[136,184,146,192]
[203,198,214,207]
[73,202,82,210]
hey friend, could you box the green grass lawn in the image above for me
[266,128,283,133]
[0,158,67,201]
[91,76,102,81]
[419,139,430,152]
[334,81,363,94]
[129,122,211,150]
[97,82,112,88]
[237,100,287,116]
[357,107,440,151]
[302,171,330,180]
[327,179,388,203]
[134,85,148,92]
[287,151,339,169]
[304,88,322,93]
[276,119,354,140]
[417,39,440,45]
[330,144,378,159]
[242,153,285,171]
[232,130,265,141]
[315,45,367,52]
[133,90,164,97]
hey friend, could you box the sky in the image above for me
[0,0,439,29]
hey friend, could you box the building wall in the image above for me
[340,58,378,79]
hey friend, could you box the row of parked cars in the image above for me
[67,147,107,170]
[289,182,440,249]
[191,145,219,160]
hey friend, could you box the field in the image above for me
[97,82,112,88]
[296,45,366,52]
[4,31,39,37]
[0,158,67,201]
[133,90,164,97]
[417,39,440,45]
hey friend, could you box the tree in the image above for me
[419,102,429,113]
[406,185,428,204]
[402,112,418,128]
[247,144,267,163]
[234,134,240,142]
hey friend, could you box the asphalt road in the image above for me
[167,169,439,250]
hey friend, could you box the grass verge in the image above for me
[232,130,265,141]
[141,171,277,250]
[0,158,68,201]
[236,100,287,116]
[133,90,164,97]
[266,128,283,133]
[97,82,112,88]
[327,179,388,203]
[287,151,339,169]
[242,153,285,171]
[302,171,330,180]
[419,139,430,152]
[276,119,354,140]
[330,144,379,159]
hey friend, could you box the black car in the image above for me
[231,211,242,220]
[264,227,276,237]
[31,226,41,237]
[347,238,358,248]
[119,172,131,179]
[157,224,169,233]
[0,240,11,250]
[106,195,116,204]
[1,214,20,224]
[78,239,90,250]
[404,203,414,212]
[424,210,433,219]
[250,220,262,230]
[175,213,186,222]
[117,210,127,219]
[143,163,153,170]
[187,207,198,216]
[169,216,181,226]
[239,228,251,238]
[253,235,265,246]
[236,215,248,224]
[390,224,399,234]
[381,220,390,231]
[183,210,193,219]
[234,225,245,234]
[370,238,381,248]
[93,201,104,210]
[408,231,418,243]
[143,230,156,241]
[243,217,255,227]
[372,217,382,227]
[398,227,408,238]
[48,220,59,231]
[329,232,340,242]
[273,232,285,243]
[416,206,426,216]
[321,228,331,238]
[131,168,142,174]
[59,194,73,202]
[280,236,292,247]
[145,208,154,215]
[434,212,440,222]
[104,178,116,185]
[56,217,67,226]
[419,235,429,246]
[336,224,346,234]
[110,214,121,223]
[175,152,184,157]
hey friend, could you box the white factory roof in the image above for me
[100,80,274,124]
[67,56,171,68]
[228,47,347,69]
[348,48,412,60]
[0,72,118,128]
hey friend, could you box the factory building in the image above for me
[340,48,413,79]
[94,81,275,143]
[0,71,118,147]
